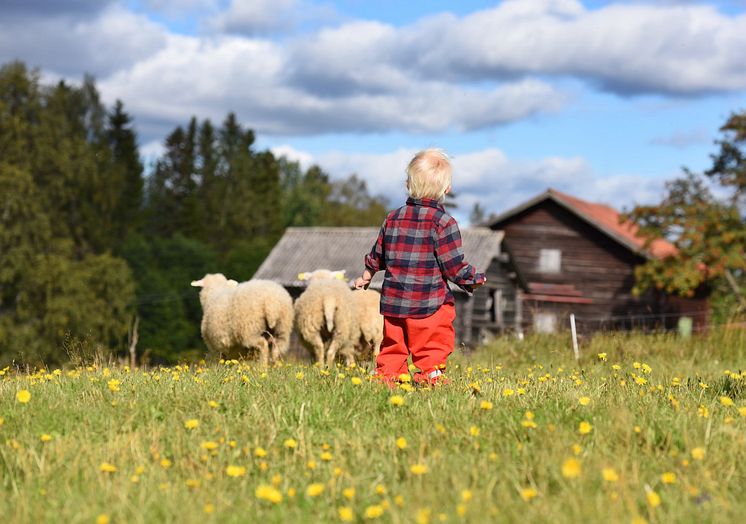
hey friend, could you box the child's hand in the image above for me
[354,276,371,290]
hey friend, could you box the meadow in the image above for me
[1,330,745,524]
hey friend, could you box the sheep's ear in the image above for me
[297,272,307,281]
[191,279,204,287]
[227,279,238,287]
[333,270,346,280]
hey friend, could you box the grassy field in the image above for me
[1,330,745,524]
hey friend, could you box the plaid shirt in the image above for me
[364,197,485,318]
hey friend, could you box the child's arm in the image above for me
[434,217,486,292]
[356,221,386,289]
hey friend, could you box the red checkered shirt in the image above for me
[364,197,486,318]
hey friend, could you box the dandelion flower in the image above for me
[255,484,283,504]
[296,372,304,380]
[480,400,493,410]
[184,419,199,430]
[203,504,215,514]
[351,377,362,385]
[99,462,118,473]
[343,487,355,500]
[578,397,591,406]
[646,490,661,508]
[226,465,246,477]
[375,484,386,495]
[208,400,219,409]
[107,379,120,393]
[461,489,473,502]
[284,438,298,449]
[719,396,734,407]
[364,504,384,519]
[578,421,593,435]
[185,479,200,489]
[597,353,607,361]
[738,406,746,417]
[255,447,267,458]
[410,463,428,475]
[96,515,110,524]
[160,458,172,469]
[16,390,31,403]
[469,426,480,437]
[562,458,582,479]
[389,395,405,406]
[306,483,325,497]
[338,507,354,522]
[502,388,514,397]
[520,487,537,501]
[396,437,408,449]
[602,468,619,482]
[321,451,333,461]
[200,441,219,451]
[40,434,53,442]
[660,472,676,484]
[691,447,705,461]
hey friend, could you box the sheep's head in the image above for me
[297,269,346,282]
[191,273,229,289]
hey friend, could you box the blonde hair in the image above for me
[406,148,452,202]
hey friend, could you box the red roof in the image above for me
[549,189,677,259]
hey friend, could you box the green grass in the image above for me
[1,330,745,523]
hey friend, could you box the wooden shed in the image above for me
[484,188,709,333]
[253,227,520,347]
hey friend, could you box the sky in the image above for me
[2,0,746,223]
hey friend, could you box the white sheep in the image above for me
[293,269,357,368]
[191,273,294,366]
[351,289,383,361]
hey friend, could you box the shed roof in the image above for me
[484,188,676,260]
[253,227,504,291]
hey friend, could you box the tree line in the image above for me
[0,62,388,365]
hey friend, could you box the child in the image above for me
[354,149,486,385]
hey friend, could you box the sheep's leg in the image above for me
[305,332,325,368]
[325,338,340,369]
[270,333,287,364]
[256,337,270,369]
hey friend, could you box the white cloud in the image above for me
[208,0,299,35]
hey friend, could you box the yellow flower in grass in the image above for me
[226,465,246,477]
[375,484,386,495]
[200,441,219,451]
[203,504,215,514]
[16,390,31,403]
[208,400,219,409]
[646,490,661,508]
[351,377,362,385]
[461,489,473,502]
[389,395,405,406]
[40,434,53,442]
[338,507,354,522]
[284,438,298,449]
[107,379,120,392]
[99,462,118,473]
[185,479,200,489]
[306,483,325,497]
[602,468,619,482]
[469,425,480,437]
[719,396,734,407]
[480,400,493,411]
[597,352,607,361]
[562,458,581,479]
[364,504,384,519]
[396,437,408,450]
[660,472,677,484]
[410,463,428,475]
[520,487,537,501]
[578,396,591,406]
[578,421,593,435]
[160,458,172,469]
[691,447,706,460]
[739,406,746,417]
[631,517,648,524]
[321,451,333,461]
[296,372,304,380]
[184,419,199,430]
[343,487,355,500]
[502,388,514,397]
[96,515,110,524]
[255,484,283,504]
[255,447,267,458]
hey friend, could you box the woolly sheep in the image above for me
[351,289,383,360]
[293,269,357,368]
[191,273,294,367]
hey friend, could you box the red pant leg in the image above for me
[406,303,456,383]
[376,316,410,380]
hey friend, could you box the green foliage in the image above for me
[626,111,746,320]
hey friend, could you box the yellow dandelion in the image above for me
[208,400,219,409]
[389,395,405,406]
[296,372,304,380]
[719,396,734,407]
[255,447,268,458]
[691,447,705,460]
[631,517,647,524]
[185,479,200,489]
[306,483,325,497]
[461,489,473,502]
[200,441,219,451]
[203,503,215,514]
[410,463,428,475]
[364,504,385,519]
[375,484,386,495]
[40,434,53,442]
[520,487,537,501]
[338,506,354,522]
[96,514,110,524]
[602,468,619,482]
[578,421,593,435]
[562,458,582,479]
[184,419,199,430]
[469,425,480,437]
[396,437,408,449]
[660,472,677,484]
[107,379,120,393]
[284,438,298,449]
[226,465,246,477]
[99,462,118,473]
[502,388,514,397]
[739,406,746,417]
[399,373,412,383]
[343,487,355,500]
[160,458,172,469]
[16,389,31,404]
[255,484,283,504]
[646,490,661,508]
[578,396,591,406]
[321,451,333,461]
[480,400,493,410]
[597,352,607,361]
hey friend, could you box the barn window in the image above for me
[538,249,561,273]
[534,312,557,333]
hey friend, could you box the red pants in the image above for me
[376,303,456,384]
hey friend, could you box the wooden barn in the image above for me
[484,188,709,334]
[253,227,521,347]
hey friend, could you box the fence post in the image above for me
[570,313,580,361]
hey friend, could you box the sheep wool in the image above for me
[191,273,294,366]
[351,289,383,360]
[294,270,357,369]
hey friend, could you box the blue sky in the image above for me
[2,0,746,222]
